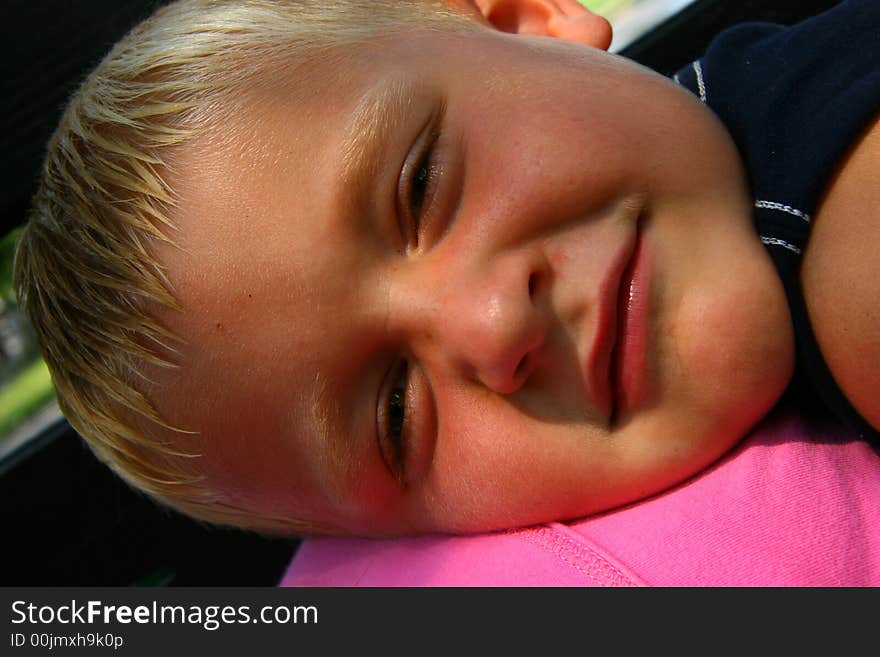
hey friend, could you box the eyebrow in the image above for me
[309,369,355,504]
[339,77,421,211]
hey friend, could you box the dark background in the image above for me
[2,0,841,585]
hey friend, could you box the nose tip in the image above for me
[471,308,544,394]
[402,248,549,397]
[455,266,547,396]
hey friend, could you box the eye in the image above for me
[378,359,410,476]
[409,146,434,221]
[398,121,442,249]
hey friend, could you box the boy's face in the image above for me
[157,24,794,535]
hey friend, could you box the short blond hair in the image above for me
[13,0,479,535]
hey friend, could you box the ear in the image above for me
[467,0,612,50]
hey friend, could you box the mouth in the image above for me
[608,219,651,425]
[587,212,650,425]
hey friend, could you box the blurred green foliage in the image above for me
[580,0,632,14]
[0,358,55,437]
[0,227,21,305]
[1,226,57,441]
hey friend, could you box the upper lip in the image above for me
[586,228,638,421]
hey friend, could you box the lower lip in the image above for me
[611,231,651,420]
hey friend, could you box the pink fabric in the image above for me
[280,410,880,586]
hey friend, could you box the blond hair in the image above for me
[13,0,479,535]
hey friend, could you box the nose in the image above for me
[409,250,549,395]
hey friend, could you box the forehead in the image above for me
[165,68,355,290]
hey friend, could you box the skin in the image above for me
[151,5,795,536]
[801,114,880,430]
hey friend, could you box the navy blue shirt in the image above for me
[674,0,880,443]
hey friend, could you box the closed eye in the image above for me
[397,106,445,250]
[378,358,410,480]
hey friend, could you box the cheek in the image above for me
[418,398,587,530]
[669,257,795,432]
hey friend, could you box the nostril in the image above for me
[528,272,539,299]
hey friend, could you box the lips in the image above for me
[609,228,650,422]
[582,210,653,425]
[587,227,639,421]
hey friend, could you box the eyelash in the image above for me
[378,359,409,477]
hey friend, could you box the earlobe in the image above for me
[469,0,612,50]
